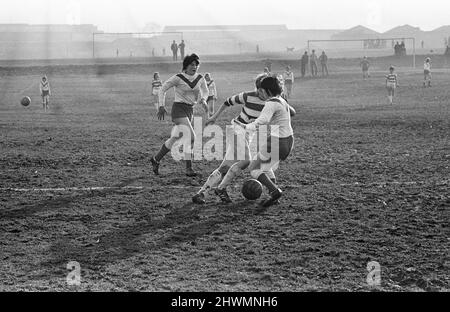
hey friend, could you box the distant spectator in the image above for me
[282,65,294,99]
[179,40,186,59]
[300,51,309,78]
[256,44,260,53]
[152,48,155,57]
[360,56,370,80]
[171,40,178,61]
[423,57,432,87]
[319,51,329,77]
[265,60,272,72]
[421,40,424,49]
[163,48,166,56]
[116,48,119,57]
[310,50,318,77]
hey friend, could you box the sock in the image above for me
[257,173,278,194]
[218,165,242,190]
[199,169,223,193]
[154,143,170,162]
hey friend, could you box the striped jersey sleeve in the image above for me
[224,90,266,124]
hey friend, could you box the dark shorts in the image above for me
[261,135,294,161]
[207,95,214,102]
[42,90,49,96]
[171,102,193,122]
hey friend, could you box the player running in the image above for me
[386,66,398,105]
[39,75,51,111]
[204,73,217,118]
[242,75,295,207]
[150,54,209,177]
[191,73,271,204]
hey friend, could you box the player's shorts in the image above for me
[42,90,49,96]
[424,70,431,78]
[259,135,294,162]
[152,88,161,96]
[386,82,396,89]
[171,102,193,122]
[207,95,214,102]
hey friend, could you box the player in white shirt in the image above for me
[150,54,209,177]
[192,73,271,204]
[217,76,295,207]
[243,75,296,207]
[39,75,51,111]
[204,73,217,118]
[423,57,432,87]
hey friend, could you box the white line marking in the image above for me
[0,180,448,192]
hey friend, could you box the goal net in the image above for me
[92,32,183,58]
[307,37,416,68]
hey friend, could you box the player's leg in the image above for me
[208,98,215,118]
[249,136,294,207]
[214,130,252,203]
[151,116,196,176]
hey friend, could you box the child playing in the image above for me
[39,75,51,111]
[385,66,398,105]
[204,73,217,118]
[151,72,163,109]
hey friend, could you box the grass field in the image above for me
[0,55,449,291]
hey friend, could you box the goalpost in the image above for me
[92,32,183,58]
[307,37,416,68]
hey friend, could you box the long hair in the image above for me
[182,54,200,70]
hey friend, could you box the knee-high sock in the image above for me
[154,142,171,162]
[199,169,223,193]
[218,163,242,190]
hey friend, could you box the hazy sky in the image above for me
[1,0,449,33]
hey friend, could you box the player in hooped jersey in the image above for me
[242,76,296,207]
[150,54,209,177]
[151,72,163,110]
[192,73,275,204]
[385,66,398,105]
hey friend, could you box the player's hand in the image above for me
[157,106,168,120]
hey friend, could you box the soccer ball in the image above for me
[21,96,31,107]
[242,179,263,200]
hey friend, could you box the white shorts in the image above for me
[386,82,396,89]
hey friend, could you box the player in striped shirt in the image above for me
[192,73,275,204]
[150,54,209,177]
[204,73,217,118]
[39,75,51,112]
[151,72,163,110]
[385,66,398,105]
